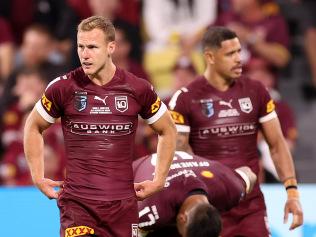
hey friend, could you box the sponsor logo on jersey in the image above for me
[41,94,52,111]
[74,91,87,112]
[165,169,197,187]
[70,122,133,136]
[218,99,240,117]
[151,97,161,113]
[199,122,257,138]
[266,99,275,113]
[91,95,111,114]
[169,161,210,170]
[170,111,184,124]
[218,109,240,118]
[65,226,94,237]
[115,95,128,112]
[201,170,214,178]
[200,99,214,118]
[94,95,108,105]
[238,97,253,113]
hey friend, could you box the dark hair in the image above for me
[202,26,237,50]
[186,203,222,237]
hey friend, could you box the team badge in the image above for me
[238,97,253,113]
[74,91,87,112]
[115,96,128,112]
[200,99,214,118]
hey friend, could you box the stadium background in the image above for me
[0,0,315,236]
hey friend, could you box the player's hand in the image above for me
[284,198,303,230]
[134,180,164,201]
[34,178,64,199]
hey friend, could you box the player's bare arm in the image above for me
[24,108,63,199]
[261,117,303,230]
[134,111,176,200]
[176,132,193,154]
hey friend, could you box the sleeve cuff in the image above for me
[259,111,277,123]
[35,101,56,123]
[145,102,167,124]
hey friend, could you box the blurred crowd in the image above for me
[0,0,315,186]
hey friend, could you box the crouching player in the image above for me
[133,151,257,237]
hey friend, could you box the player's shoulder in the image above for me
[237,76,266,91]
[46,67,83,90]
[119,68,152,91]
[169,76,204,102]
[185,75,206,92]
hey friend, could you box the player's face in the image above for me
[213,37,242,81]
[77,28,115,77]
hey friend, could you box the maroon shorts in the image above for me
[57,192,138,237]
[220,188,271,237]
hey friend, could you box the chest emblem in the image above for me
[74,91,88,112]
[115,96,128,112]
[200,99,214,118]
[238,97,253,113]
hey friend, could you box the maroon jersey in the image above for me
[134,151,246,231]
[36,67,167,201]
[169,76,276,172]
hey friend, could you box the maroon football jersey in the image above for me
[169,76,276,172]
[134,151,246,230]
[36,67,167,201]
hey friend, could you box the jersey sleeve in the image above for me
[138,81,167,124]
[168,88,191,133]
[35,76,65,123]
[257,82,277,123]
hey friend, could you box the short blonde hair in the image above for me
[77,16,115,42]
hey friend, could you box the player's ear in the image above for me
[177,212,188,224]
[204,49,215,65]
[107,41,116,55]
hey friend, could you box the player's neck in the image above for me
[89,62,116,86]
[204,68,232,92]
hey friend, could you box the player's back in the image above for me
[134,151,246,230]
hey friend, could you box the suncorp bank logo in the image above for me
[70,122,133,136]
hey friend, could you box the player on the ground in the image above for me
[134,151,257,237]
